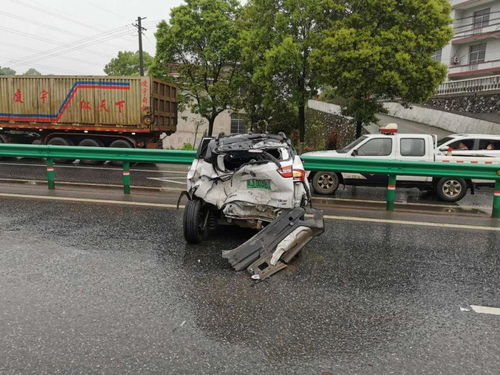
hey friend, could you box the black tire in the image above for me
[109,139,133,166]
[183,199,207,244]
[435,177,467,202]
[77,138,103,165]
[47,137,74,164]
[312,171,340,195]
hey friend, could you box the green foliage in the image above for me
[0,66,16,75]
[151,0,241,136]
[104,51,153,76]
[180,142,194,150]
[238,0,340,141]
[22,68,42,76]
[312,0,453,125]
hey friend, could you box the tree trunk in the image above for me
[355,119,362,138]
[298,102,305,143]
[207,117,215,137]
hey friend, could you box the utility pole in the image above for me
[133,17,147,76]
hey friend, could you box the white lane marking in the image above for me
[470,305,500,315]
[147,177,186,185]
[0,193,184,209]
[0,178,184,191]
[322,214,500,232]
[0,162,188,174]
[0,192,498,232]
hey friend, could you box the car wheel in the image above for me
[436,177,467,202]
[183,199,207,244]
[312,171,339,195]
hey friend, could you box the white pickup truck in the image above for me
[303,126,500,202]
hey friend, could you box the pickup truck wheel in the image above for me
[183,199,207,244]
[312,171,339,195]
[436,177,467,202]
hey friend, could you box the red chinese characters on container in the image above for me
[79,99,126,113]
[40,90,49,104]
[98,99,110,113]
[13,89,24,103]
[80,100,92,110]
[141,80,149,110]
[115,100,126,113]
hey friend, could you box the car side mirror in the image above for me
[438,148,447,152]
[352,149,358,156]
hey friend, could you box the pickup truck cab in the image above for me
[304,124,500,202]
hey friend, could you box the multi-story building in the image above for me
[438,0,500,80]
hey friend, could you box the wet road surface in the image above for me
[0,196,499,374]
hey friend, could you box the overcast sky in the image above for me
[0,0,185,75]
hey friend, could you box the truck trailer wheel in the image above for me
[47,137,74,164]
[183,199,207,244]
[312,171,340,195]
[436,177,467,202]
[78,138,103,165]
[109,139,133,166]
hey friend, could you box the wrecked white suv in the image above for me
[183,133,311,244]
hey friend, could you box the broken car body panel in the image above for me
[187,133,309,225]
[184,133,323,279]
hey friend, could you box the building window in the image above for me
[473,8,490,29]
[230,114,247,134]
[432,49,442,62]
[469,43,486,64]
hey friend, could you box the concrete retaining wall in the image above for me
[383,102,500,135]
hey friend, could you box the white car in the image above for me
[183,133,311,243]
[304,128,500,202]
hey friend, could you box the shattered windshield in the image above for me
[202,133,295,173]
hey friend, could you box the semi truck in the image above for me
[0,76,177,151]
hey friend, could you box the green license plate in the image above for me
[247,179,271,190]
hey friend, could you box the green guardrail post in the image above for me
[122,161,131,195]
[386,174,397,211]
[493,180,500,219]
[46,158,55,190]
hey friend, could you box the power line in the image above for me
[1,26,134,66]
[0,10,85,39]
[0,41,106,68]
[0,25,60,45]
[11,0,107,32]
[5,30,135,68]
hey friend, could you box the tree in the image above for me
[151,0,241,137]
[104,51,153,76]
[238,0,340,144]
[312,0,453,137]
[0,66,16,75]
[23,68,42,76]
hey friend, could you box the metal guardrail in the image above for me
[435,75,500,96]
[301,155,500,218]
[0,144,498,218]
[0,144,196,194]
